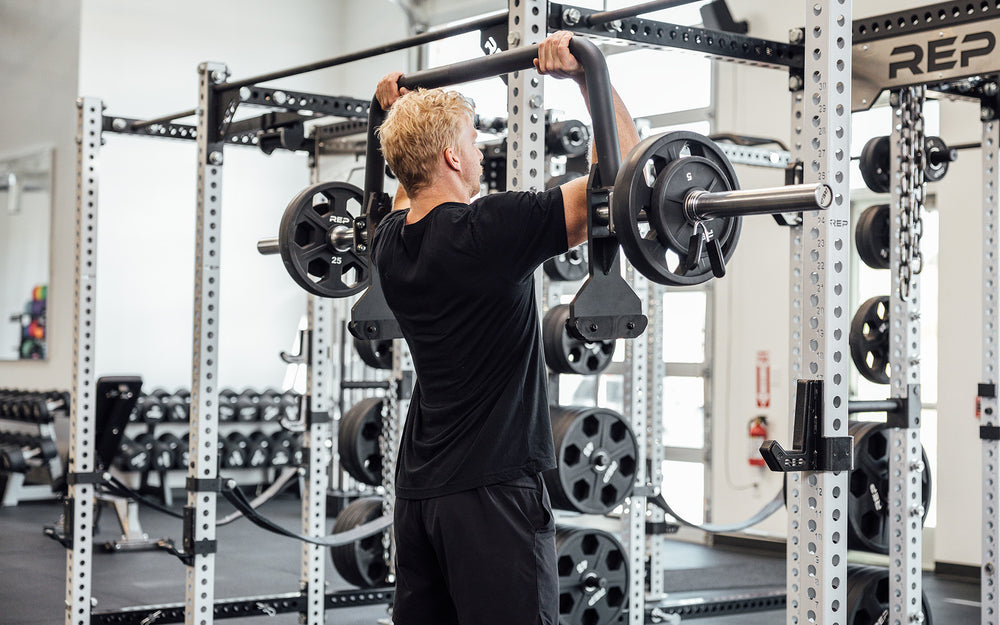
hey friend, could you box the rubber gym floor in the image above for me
[0,494,980,624]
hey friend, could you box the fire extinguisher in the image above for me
[748,416,768,467]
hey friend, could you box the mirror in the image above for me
[0,147,53,360]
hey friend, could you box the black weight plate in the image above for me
[278,181,369,298]
[847,421,932,555]
[338,398,383,486]
[846,564,933,625]
[924,135,950,183]
[353,337,393,370]
[859,136,891,194]
[543,304,615,375]
[543,243,589,281]
[546,119,591,158]
[855,204,890,270]
[612,131,741,286]
[555,526,629,625]
[330,497,389,588]
[544,406,637,514]
[850,296,891,384]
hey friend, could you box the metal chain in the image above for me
[896,86,926,301]
[381,375,399,581]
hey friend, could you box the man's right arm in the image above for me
[535,31,640,249]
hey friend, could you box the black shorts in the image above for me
[392,473,557,625]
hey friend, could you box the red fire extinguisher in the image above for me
[748,416,768,467]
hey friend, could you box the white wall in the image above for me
[708,0,984,566]
[0,0,417,392]
[0,0,80,385]
[933,98,983,566]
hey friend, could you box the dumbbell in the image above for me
[269,430,295,467]
[280,391,300,420]
[178,433,191,469]
[220,432,249,468]
[245,431,271,468]
[138,389,167,423]
[289,433,303,465]
[235,389,260,422]
[136,433,174,472]
[0,436,58,473]
[0,392,18,420]
[164,389,190,422]
[18,391,68,423]
[116,435,151,472]
[8,395,37,421]
[218,388,238,422]
[258,389,282,422]
[158,433,183,469]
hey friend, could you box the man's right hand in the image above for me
[376,71,410,110]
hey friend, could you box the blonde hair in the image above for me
[378,88,475,196]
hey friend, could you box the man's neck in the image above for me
[407,184,471,223]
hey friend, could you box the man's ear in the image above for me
[443,146,461,173]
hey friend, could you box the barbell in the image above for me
[260,133,830,294]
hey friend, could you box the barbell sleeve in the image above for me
[685,183,833,221]
[257,238,280,255]
[258,227,355,257]
[847,399,903,414]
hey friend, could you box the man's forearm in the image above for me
[577,79,639,165]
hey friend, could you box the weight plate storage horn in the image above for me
[847,421,931,555]
[338,398,383,486]
[353,337,393,370]
[850,296,891,384]
[555,527,629,625]
[543,243,589,281]
[277,181,369,298]
[543,304,615,375]
[329,497,389,588]
[854,204,890,270]
[544,406,637,514]
[612,131,742,286]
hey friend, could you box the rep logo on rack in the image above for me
[889,31,995,79]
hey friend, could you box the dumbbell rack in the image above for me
[0,390,65,506]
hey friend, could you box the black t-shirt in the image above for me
[371,188,569,499]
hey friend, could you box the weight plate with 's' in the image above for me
[278,181,369,298]
[544,406,637,514]
[338,398,383,487]
[330,497,389,588]
[848,421,931,555]
[543,243,589,281]
[555,527,629,625]
[854,204,890,270]
[612,131,741,286]
[850,296,891,384]
[543,304,615,375]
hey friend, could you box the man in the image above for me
[371,30,639,625]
